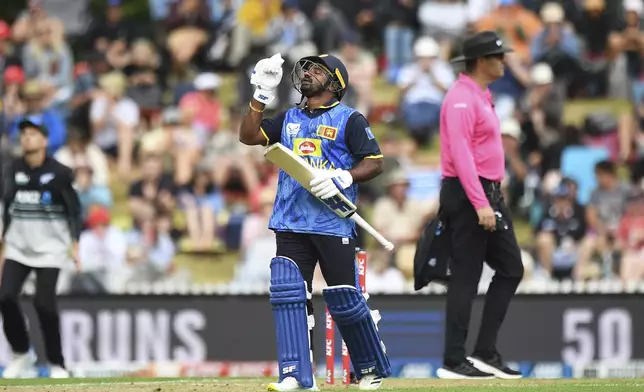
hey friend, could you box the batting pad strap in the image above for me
[323,285,392,379]
[269,257,314,389]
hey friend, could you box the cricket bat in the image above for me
[264,143,395,252]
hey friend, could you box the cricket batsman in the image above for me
[239,53,391,391]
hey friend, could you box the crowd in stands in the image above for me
[2,0,644,294]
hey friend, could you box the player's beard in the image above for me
[300,77,326,98]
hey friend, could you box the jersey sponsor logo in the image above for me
[316,125,338,141]
[286,123,301,136]
[15,172,29,184]
[293,138,321,157]
[40,173,55,184]
[365,127,375,140]
[15,190,41,204]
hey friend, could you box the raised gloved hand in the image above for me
[309,169,354,200]
[250,53,284,105]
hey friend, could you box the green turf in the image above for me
[3,377,644,392]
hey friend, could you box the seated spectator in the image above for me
[372,170,437,279]
[86,0,139,54]
[54,128,110,187]
[381,0,418,83]
[178,165,225,251]
[535,183,588,280]
[617,191,644,282]
[11,0,58,45]
[128,153,177,220]
[229,0,282,67]
[202,106,260,192]
[76,206,127,294]
[179,73,223,144]
[140,107,201,185]
[500,119,528,207]
[233,187,277,284]
[2,66,27,126]
[123,39,164,115]
[579,0,621,60]
[270,0,316,65]
[577,161,630,279]
[165,0,215,67]
[21,17,74,115]
[74,164,113,221]
[608,0,644,90]
[310,0,350,54]
[10,80,66,155]
[397,36,454,147]
[90,71,140,177]
[334,32,377,115]
[418,0,469,57]
[365,249,406,293]
[0,20,21,85]
[531,2,582,84]
[125,206,177,286]
[476,0,542,63]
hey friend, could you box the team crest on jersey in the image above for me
[286,123,301,136]
[15,172,29,184]
[293,138,321,157]
[316,125,338,141]
[40,173,55,184]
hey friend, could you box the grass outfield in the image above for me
[3,378,644,392]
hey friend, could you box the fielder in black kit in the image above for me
[0,116,81,379]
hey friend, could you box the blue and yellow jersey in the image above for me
[260,99,382,238]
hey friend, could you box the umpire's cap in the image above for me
[18,115,48,137]
[451,31,513,63]
[294,54,350,100]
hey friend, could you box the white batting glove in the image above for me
[310,169,353,200]
[251,53,284,105]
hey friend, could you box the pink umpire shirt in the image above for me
[440,73,505,210]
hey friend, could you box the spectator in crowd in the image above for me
[87,0,139,54]
[269,0,316,66]
[128,153,176,220]
[577,161,630,279]
[178,165,225,251]
[535,183,588,280]
[382,0,419,83]
[531,2,582,85]
[310,0,350,54]
[476,0,542,63]
[397,36,454,147]
[123,39,165,117]
[233,187,277,284]
[2,66,27,126]
[229,0,282,67]
[125,205,177,286]
[10,80,66,154]
[74,163,113,220]
[0,20,19,84]
[609,0,644,93]
[140,107,201,185]
[90,71,139,177]
[334,32,378,115]
[372,170,437,279]
[11,0,57,45]
[21,17,74,115]
[617,191,644,281]
[77,206,127,293]
[179,72,223,144]
[500,119,528,207]
[54,127,110,187]
[165,0,215,67]
[364,249,406,293]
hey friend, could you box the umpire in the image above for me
[0,116,81,379]
[436,32,524,380]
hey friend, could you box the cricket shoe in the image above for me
[436,360,495,380]
[2,352,36,378]
[468,354,522,379]
[358,373,383,390]
[266,377,319,391]
[49,366,71,379]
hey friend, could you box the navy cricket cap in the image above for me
[300,54,350,100]
[18,115,48,136]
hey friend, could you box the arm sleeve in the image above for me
[345,112,383,159]
[259,110,286,146]
[60,167,82,241]
[443,97,489,210]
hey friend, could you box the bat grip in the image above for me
[350,213,395,252]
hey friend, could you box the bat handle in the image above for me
[351,214,395,252]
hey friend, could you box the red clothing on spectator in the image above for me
[618,215,644,250]
[179,92,222,133]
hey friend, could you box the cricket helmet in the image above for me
[291,54,350,101]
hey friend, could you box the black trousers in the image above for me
[439,178,524,367]
[0,259,65,367]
